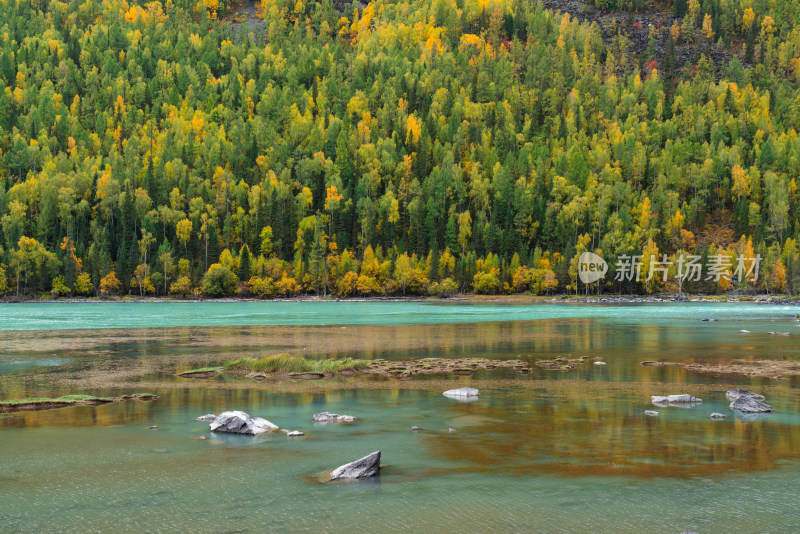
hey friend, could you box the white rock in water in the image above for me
[210,411,278,435]
[196,413,217,422]
[286,430,304,437]
[709,413,727,420]
[725,388,765,402]
[730,396,773,413]
[644,410,660,416]
[312,412,357,423]
[739,330,750,333]
[593,361,607,366]
[651,394,702,405]
[442,387,479,397]
[329,451,381,481]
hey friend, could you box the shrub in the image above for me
[170,276,193,297]
[335,271,359,297]
[431,277,458,297]
[356,274,380,296]
[251,276,276,298]
[51,275,71,297]
[99,271,122,296]
[274,272,301,297]
[201,263,238,297]
[473,271,501,294]
[73,273,94,296]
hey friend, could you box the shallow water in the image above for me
[1,302,800,533]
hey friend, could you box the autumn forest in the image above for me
[1,0,800,298]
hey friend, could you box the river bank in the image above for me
[2,293,799,305]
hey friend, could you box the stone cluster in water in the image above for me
[645,389,772,418]
[198,388,479,480]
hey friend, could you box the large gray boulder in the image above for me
[725,389,765,402]
[651,394,702,406]
[329,451,381,481]
[730,396,773,413]
[312,412,356,423]
[209,411,278,435]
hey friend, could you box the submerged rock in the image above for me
[312,411,356,423]
[593,361,607,366]
[643,410,660,416]
[209,411,278,435]
[739,329,751,333]
[735,411,772,423]
[709,413,727,420]
[730,396,773,413]
[411,426,420,431]
[286,430,304,437]
[725,389,765,402]
[651,394,702,406]
[196,413,218,422]
[329,451,381,481]
[442,387,479,398]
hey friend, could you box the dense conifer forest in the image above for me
[1,0,800,298]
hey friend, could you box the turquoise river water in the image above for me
[1,302,800,533]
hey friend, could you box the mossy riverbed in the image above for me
[175,354,564,381]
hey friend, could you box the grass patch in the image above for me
[224,353,370,375]
[0,394,111,405]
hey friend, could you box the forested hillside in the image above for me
[1,0,800,298]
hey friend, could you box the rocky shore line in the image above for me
[2,294,798,305]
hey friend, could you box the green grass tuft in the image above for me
[223,353,370,374]
[0,394,111,405]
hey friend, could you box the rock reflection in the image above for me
[422,392,800,478]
